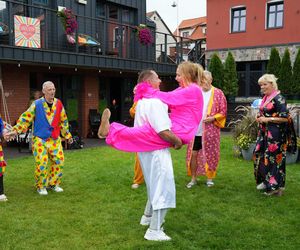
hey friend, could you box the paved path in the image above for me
[3,138,106,159]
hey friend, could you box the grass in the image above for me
[1,135,300,249]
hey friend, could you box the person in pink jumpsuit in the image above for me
[98,61,204,152]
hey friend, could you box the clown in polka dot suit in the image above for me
[8,81,73,196]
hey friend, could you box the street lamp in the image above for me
[171,0,179,38]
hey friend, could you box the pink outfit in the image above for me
[106,82,203,152]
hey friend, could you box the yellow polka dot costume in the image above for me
[13,98,72,189]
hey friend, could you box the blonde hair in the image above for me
[203,70,213,82]
[258,74,278,90]
[177,61,204,86]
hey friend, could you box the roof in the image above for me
[173,16,207,40]
[146,11,175,37]
[178,17,207,29]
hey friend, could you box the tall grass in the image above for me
[1,136,300,249]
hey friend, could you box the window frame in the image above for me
[266,0,284,29]
[230,6,246,33]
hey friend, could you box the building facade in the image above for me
[174,16,206,66]
[0,0,180,138]
[206,0,300,97]
[147,11,176,63]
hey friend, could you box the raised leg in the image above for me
[98,108,111,138]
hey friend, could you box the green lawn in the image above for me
[1,136,300,249]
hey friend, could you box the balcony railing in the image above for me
[0,1,201,65]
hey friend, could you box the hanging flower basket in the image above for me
[57,8,78,35]
[134,24,153,46]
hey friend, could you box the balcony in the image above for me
[0,1,201,73]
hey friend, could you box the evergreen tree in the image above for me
[208,53,224,90]
[267,47,281,78]
[292,48,300,94]
[223,51,239,96]
[278,48,293,95]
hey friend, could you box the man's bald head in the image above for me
[137,70,161,89]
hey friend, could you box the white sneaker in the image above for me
[140,215,152,226]
[144,228,171,241]
[131,183,140,189]
[37,188,48,195]
[0,194,8,202]
[256,182,266,190]
[186,180,197,189]
[206,180,214,187]
[52,185,64,192]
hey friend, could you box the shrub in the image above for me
[208,53,224,90]
[223,51,239,96]
[278,48,293,95]
[267,47,281,78]
[292,48,300,94]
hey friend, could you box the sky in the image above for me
[146,0,207,33]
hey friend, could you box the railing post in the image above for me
[195,41,199,63]
[180,36,183,62]
[8,1,13,46]
[164,33,167,63]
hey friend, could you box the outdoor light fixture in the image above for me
[18,63,21,67]
[120,71,122,74]
[48,65,51,70]
[98,69,101,73]
[75,67,78,72]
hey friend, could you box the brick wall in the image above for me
[79,74,99,137]
[0,64,30,125]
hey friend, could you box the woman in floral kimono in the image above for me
[254,74,291,196]
[186,71,227,188]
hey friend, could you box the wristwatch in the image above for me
[271,117,275,122]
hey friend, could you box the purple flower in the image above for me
[136,25,153,45]
[58,8,78,35]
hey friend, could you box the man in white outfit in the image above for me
[135,70,182,241]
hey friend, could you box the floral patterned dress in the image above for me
[253,94,288,192]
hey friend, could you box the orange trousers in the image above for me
[133,154,144,185]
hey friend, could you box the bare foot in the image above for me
[98,108,111,138]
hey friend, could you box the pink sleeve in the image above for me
[134,82,201,106]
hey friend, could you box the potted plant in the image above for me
[229,105,259,160]
[134,24,153,46]
[286,104,300,164]
[57,8,78,43]
[236,134,256,160]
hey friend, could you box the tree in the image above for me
[278,48,293,95]
[267,47,281,78]
[223,51,239,96]
[292,48,300,94]
[208,53,224,90]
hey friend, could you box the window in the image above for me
[231,7,246,32]
[96,1,105,17]
[182,31,189,37]
[267,1,283,29]
[109,5,118,20]
[113,27,125,48]
[122,9,134,24]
